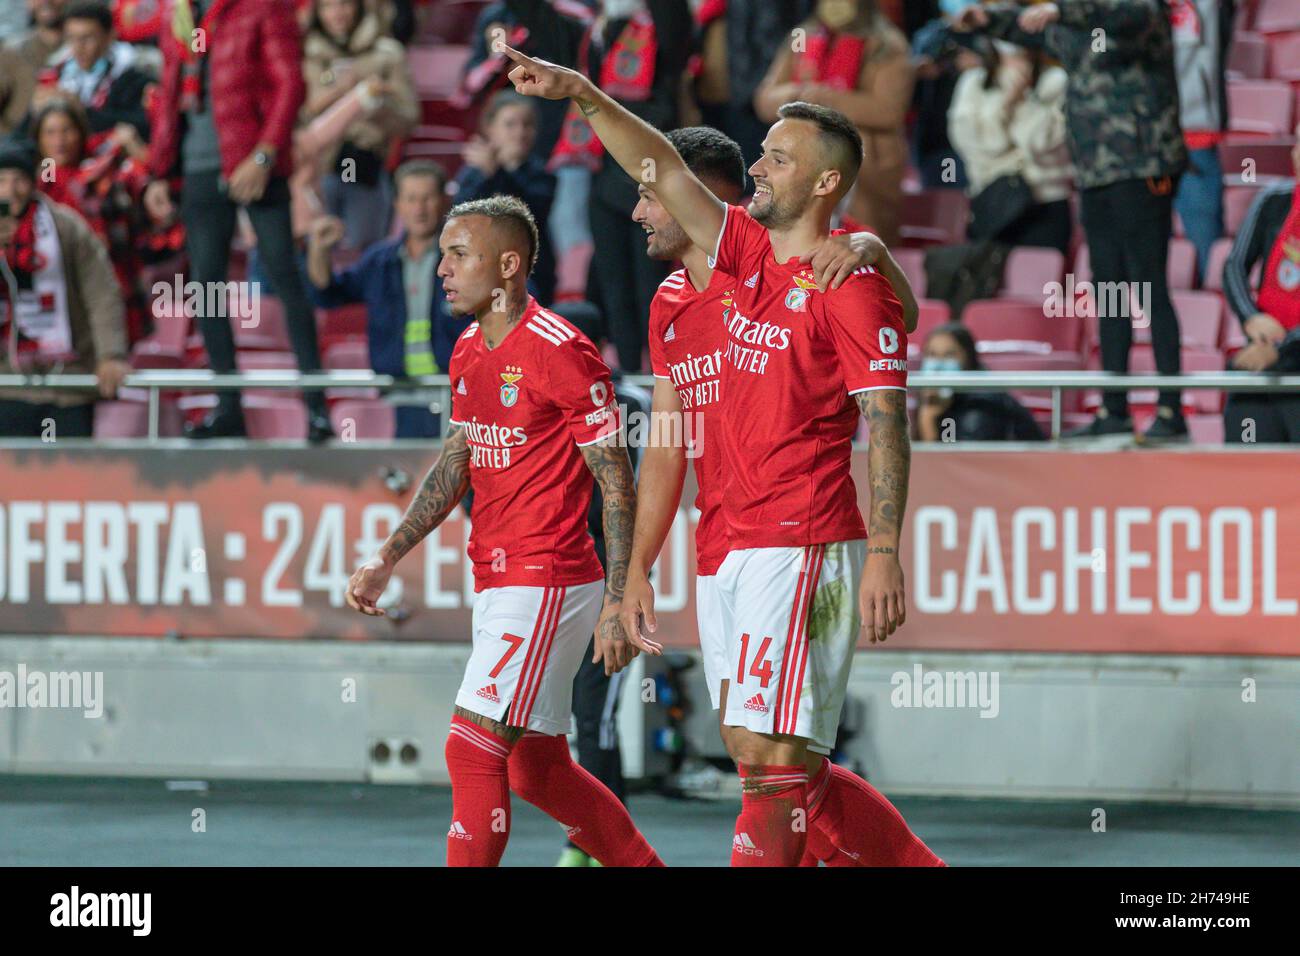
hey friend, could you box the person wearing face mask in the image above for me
[754,0,915,245]
[915,323,1044,442]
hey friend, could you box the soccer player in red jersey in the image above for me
[625,125,942,867]
[506,48,936,866]
[345,195,662,868]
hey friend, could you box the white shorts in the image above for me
[716,541,865,750]
[455,580,604,735]
[696,574,728,710]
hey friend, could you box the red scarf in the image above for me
[1257,183,1300,332]
[1,201,46,279]
[791,27,866,91]
[176,0,238,114]
[549,11,658,172]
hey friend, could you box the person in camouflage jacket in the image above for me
[955,0,1191,443]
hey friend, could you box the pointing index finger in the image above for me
[501,45,536,69]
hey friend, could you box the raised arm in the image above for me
[503,46,726,258]
[856,389,910,644]
[619,379,689,644]
[582,438,660,674]
[345,426,471,615]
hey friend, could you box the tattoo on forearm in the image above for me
[581,441,636,603]
[384,426,471,562]
[868,546,896,555]
[857,390,911,544]
[576,95,599,117]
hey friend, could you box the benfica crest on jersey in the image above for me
[785,273,818,311]
[500,366,523,407]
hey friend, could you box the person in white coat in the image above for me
[948,39,1073,255]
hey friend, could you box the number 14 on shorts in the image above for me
[737,632,774,687]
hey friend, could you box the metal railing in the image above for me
[3,370,1300,441]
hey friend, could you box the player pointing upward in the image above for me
[506,47,918,866]
[346,195,661,867]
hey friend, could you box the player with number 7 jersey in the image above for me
[345,195,662,867]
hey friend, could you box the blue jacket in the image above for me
[309,235,472,376]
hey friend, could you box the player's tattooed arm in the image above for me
[581,440,637,605]
[381,425,471,564]
[856,388,910,642]
[857,389,911,546]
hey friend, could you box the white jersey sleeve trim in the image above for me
[706,204,729,270]
[848,385,907,395]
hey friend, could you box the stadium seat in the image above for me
[907,298,952,359]
[894,246,927,298]
[899,190,969,245]
[242,396,309,440]
[323,339,370,370]
[232,294,292,351]
[1217,139,1296,182]
[1171,290,1225,350]
[131,309,190,369]
[409,44,472,99]
[425,0,492,43]
[1267,32,1300,80]
[92,399,184,439]
[1125,346,1227,414]
[1000,247,1065,299]
[1222,312,1250,351]
[1188,414,1226,445]
[1202,237,1234,291]
[963,298,1084,356]
[1224,185,1262,235]
[556,241,594,300]
[1227,79,1294,135]
[330,400,396,441]
[1228,31,1269,79]
[317,303,369,351]
[1256,0,1300,33]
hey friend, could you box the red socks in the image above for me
[444,716,513,866]
[804,756,945,867]
[508,732,663,867]
[732,765,809,867]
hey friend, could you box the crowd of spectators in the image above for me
[0,0,1296,443]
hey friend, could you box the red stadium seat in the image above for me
[1171,290,1224,350]
[323,339,370,370]
[1229,31,1269,79]
[1227,79,1295,135]
[317,303,369,352]
[410,44,473,99]
[899,190,969,245]
[1187,414,1226,445]
[232,294,292,351]
[556,241,594,300]
[1217,139,1296,182]
[963,298,1084,356]
[330,400,396,441]
[906,298,952,359]
[893,246,927,298]
[1222,311,1250,351]
[1203,237,1234,291]
[1224,185,1262,235]
[1267,32,1300,80]
[1256,0,1300,33]
[1168,237,1198,289]
[1000,247,1065,299]
[92,399,184,439]
[131,308,190,369]
[242,396,309,440]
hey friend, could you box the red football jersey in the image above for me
[647,267,730,576]
[707,204,908,549]
[448,298,620,591]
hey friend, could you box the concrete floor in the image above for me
[0,776,1295,867]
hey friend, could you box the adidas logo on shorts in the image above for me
[448,821,473,841]
[744,693,769,714]
[733,832,764,857]
[476,683,501,703]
